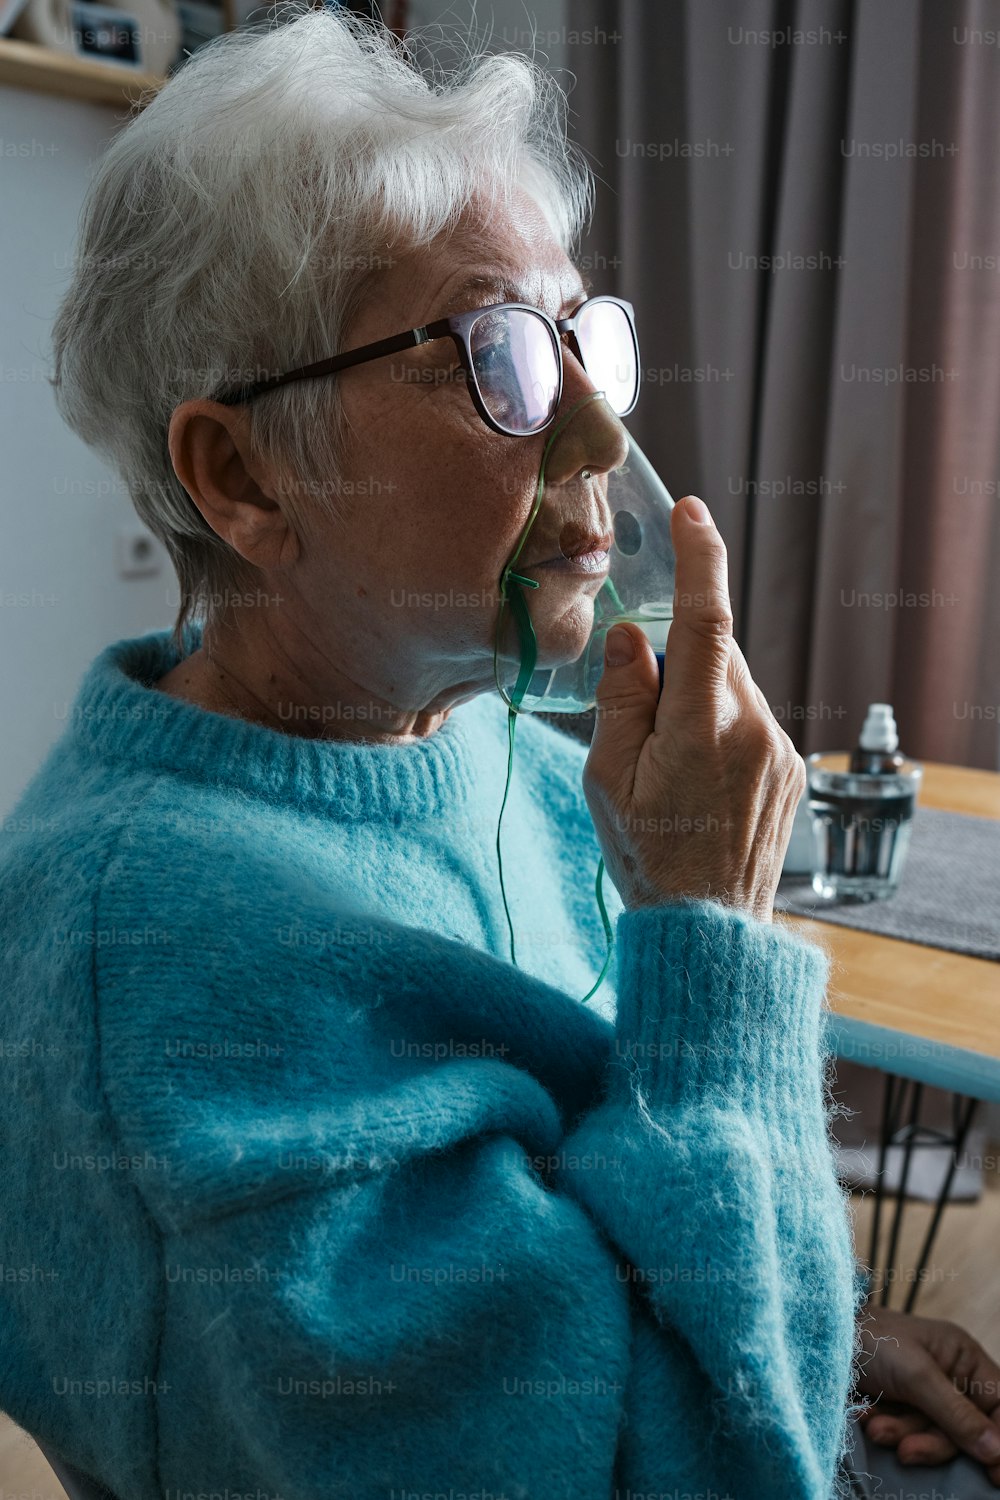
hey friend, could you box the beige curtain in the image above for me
[566,0,1000,769]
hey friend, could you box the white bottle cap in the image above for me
[859,702,898,752]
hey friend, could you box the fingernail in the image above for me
[605,626,635,666]
[683,495,712,525]
[973,1430,1000,1463]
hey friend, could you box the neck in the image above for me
[155,613,455,744]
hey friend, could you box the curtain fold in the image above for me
[566,0,1000,768]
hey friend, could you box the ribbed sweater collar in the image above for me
[69,626,484,822]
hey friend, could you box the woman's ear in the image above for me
[167,399,300,568]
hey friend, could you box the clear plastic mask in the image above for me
[493,391,676,715]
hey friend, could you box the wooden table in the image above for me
[778,762,999,1310]
[779,761,1000,1103]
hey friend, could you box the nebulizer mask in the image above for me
[491,390,676,1001]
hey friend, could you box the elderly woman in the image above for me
[3,8,1000,1499]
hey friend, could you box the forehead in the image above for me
[380,187,586,325]
[444,188,581,294]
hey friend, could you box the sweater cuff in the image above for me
[609,899,832,1132]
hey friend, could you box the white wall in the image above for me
[0,85,172,818]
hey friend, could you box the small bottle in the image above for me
[849,703,906,775]
[806,702,921,902]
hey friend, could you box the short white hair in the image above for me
[50,2,593,652]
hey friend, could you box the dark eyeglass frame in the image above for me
[212,294,640,437]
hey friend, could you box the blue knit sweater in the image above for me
[0,626,864,1500]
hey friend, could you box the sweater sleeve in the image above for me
[556,900,866,1497]
[94,840,862,1500]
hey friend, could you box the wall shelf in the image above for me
[0,34,163,106]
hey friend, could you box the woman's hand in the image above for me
[855,1304,1000,1481]
[583,494,804,923]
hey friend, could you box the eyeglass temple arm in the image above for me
[213,318,456,406]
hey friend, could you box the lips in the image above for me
[532,526,614,566]
[559,529,614,560]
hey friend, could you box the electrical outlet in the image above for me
[116,525,162,579]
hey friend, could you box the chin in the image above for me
[503,579,601,673]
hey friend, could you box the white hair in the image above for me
[50,2,593,653]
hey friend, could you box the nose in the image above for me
[542,361,630,487]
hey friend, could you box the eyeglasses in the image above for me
[212,295,640,437]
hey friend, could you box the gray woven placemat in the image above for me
[775,806,999,960]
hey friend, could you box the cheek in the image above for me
[338,392,542,589]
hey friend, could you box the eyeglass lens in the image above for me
[468,302,636,435]
[576,301,637,418]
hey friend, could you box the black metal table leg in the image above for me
[865,1072,980,1313]
[903,1096,980,1314]
[880,1080,923,1305]
[867,1073,904,1294]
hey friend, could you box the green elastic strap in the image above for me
[490,393,615,1004]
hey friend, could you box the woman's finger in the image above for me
[897,1352,1000,1468]
[949,1338,1000,1420]
[864,1409,928,1446]
[896,1424,959,1466]
[657,496,734,729]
